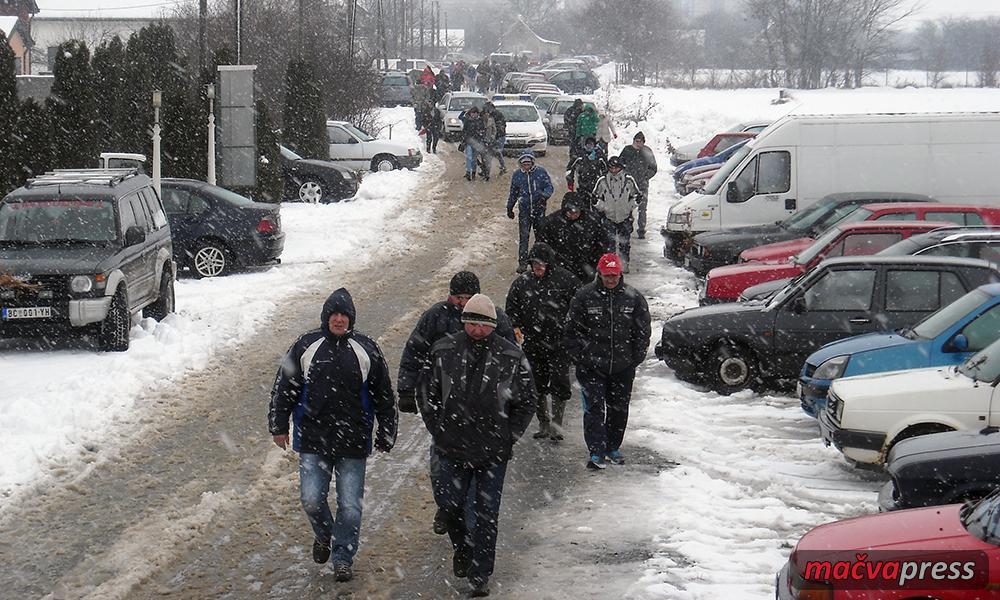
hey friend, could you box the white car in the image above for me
[326,120,422,172]
[436,91,487,141]
[819,337,1000,468]
[494,101,547,157]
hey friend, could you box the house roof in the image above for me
[502,15,559,47]
[0,15,18,36]
[1,14,31,45]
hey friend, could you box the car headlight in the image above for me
[667,211,691,225]
[448,118,459,125]
[341,170,354,180]
[813,355,849,380]
[70,275,93,293]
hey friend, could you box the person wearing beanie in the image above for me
[505,242,581,441]
[506,151,554,273]
[593,155,643,273]
[565,137,608,209]
[618,131,658,238]
[421,293,536,598]
[563,254,651,471]
[268,288,398,581]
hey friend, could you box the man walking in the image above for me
[538,192,611,283]
[563,98,584,157]
[564,254,651,471]
[593,155,642,272]
[484,102,507,175]
[268,288,398,581]
[421,294,536,597]
[506,152,554,273]
[459,106,486,181]
[618,132,658,238]
[505,242,580,441]
[565,137,608,209]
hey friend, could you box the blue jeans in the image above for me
[431,456,508,581]
[495,136,506,171]
[299,453,366,565]
[465,142,479,174]
[429,445,477,527]
[604,216,633,270]
[517,211,543,266]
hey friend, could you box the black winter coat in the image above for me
[460,111,485,143]
[268,288,398,457]
[563,279,652,376]
[421,331,537,466]
[566,154,609,206]
[619,144,658,183]
[538,197,611,283]
[397,300,516,413]
[488,108,507,138]
[564,103,584,137]
[504,245,580,351]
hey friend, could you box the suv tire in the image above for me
[99,288,131,352]
[143,268,175,320]
[191,240,230,278]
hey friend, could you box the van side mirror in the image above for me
[790,295,807,314]
[948,333,970,352]
[726,181,740,203]
[124,225,146,247]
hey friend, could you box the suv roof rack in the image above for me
[26,168,141,188]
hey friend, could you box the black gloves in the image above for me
[397,389,419,414]
[507,209,515,219]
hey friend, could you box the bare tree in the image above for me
[574,0,675,84]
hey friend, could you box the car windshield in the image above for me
[909,288,991,340]
[957,337,1000,382]
[837,207,875,225]
[782,201,837,231]
[794,226,845,265]
[878,236,923,256]
[342,123,375,142]
[0,198,117,244]
[550,101,574,115]
[535,96,557,110]
[204,185,257,207]
[279,145,303,161]
[962,488,1000,544]
[448,97,486,111]
[383,76,409,87]
[702,143,753,195]
[496,105,539,122]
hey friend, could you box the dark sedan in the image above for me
[880,428,1000,512]
[279,145,360,204]
[654,256,1000,393]
[160,179,285,278]
[683,192,934,277]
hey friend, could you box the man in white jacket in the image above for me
[593,156,642,273]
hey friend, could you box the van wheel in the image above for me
[709,341,756,395]
[371,154,399,172]
[191,240,230,278]
[98,288,131,352]
[143,269,175,320]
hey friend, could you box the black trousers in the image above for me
[524,343,571,427]
[576,365,636,456]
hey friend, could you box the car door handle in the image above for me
[848,317,871,324]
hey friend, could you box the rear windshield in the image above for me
[383,76,409,87]
[496,105,539,123]
[0,198,117,244]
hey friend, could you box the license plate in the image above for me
[1,306,52,320]
[796,382,803,398]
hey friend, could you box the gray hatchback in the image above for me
[381,72,413,106]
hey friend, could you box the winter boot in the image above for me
[586,454,607,470]
[312,538,331,564]
[453,546,471,578]
[334,562,353,582]
[464,171,472,181]
[469,577,490,597]
[532,423,551,439]
[433,507,448,535]
[607,449,626,465]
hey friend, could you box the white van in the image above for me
[664,112,1000,255]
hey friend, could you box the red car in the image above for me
[703,221,948,303]
[697,132,757,159]
[740,203,1000,264]
[776,493,1000,599]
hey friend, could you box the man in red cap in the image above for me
[563,253,651,470]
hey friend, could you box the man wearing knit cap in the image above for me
[421,293,536,597]
[618,131,658,238]
[268,288,398,582]
[506,152,554,273]
[563,254,651,470]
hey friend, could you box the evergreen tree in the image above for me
[92,36,128,152]
[282,59,329,159]
[0,39,19,194]
[47,40,100,169]
[14,99,52,183]
[254,100,283,203]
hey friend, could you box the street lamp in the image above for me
[152,90,162,200]
[206,83,216,186]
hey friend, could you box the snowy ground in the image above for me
[0,107,434,502]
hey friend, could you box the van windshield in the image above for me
[703,143,753,195]
[0,198,117,244]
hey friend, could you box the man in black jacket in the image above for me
[484,102,507,175]
[459,106,487,181]
[538,192,611,283]
[505,242,580,441]
[618,131,658,238]
[563,98,584,157]
[421,294,536,597]
[563,254,651,471]
[565,137,608,209]
[268,288,398,581]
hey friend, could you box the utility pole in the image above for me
[419,0,424,59]
[349,0,358,59]
[298,0,304,56]
[198,0,207,72]
[378,0,389,70]
[234,0,242,64]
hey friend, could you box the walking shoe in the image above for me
[586,454,606,470]
[464,172,472,181]
[607,450,626,465]
[549,430,564,442]
[483,175,490,181]
[433,507,448,535]
[469,577,490,597]
[532,426,550,439]
[334,562,353,582]
[516,264,527,273]
[453,546,471,578]
[312,538,331,564]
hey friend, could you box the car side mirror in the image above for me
[948,333,970,352]
[790,295,807,314]
[348,138,359,144]
[124,225,146,247]
[726,181,740,203]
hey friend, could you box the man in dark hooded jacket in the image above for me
[565,137,608,209]
[538,192,611,283]
[504,242,580,440]
[268,288,398,582]
[618,131,658,238]
[563,98,584,156]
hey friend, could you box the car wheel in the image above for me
[709,341,756,394]
[298,179,324,203]
[372,155,399,172]
[191,240,230,278]
[143,268,175,320]
[98,288,131,352]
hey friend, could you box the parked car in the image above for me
[160,179,284,278]
[673,139,753,192]
[670,121,771,166]
[678,167,720,195]
[278,145,359,204]
[502,72,545,92]
[0,169,174,351]
[98,152,147,173]
[880,428,1000,511]
[776,489,1000,599]
[704,221,948,304]
[546,69,600,94]
[799,283,1000,416]
[533,93,562,112]
[526,85,563,100]
[493,100,547,156]
[821,335,1000,468]
[436,91,488,141]
[879,227,1000,262]
[654,256,1000,393]
[543,97,594,144]
[683,193,935,277]
[380,71,412,106]
[326,120,422,172]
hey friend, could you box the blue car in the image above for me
[673,138,751,182]
[798,283,1000,416]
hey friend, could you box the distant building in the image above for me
[498,16,559,60]
[671,0,743,21]
[0,0,38,74]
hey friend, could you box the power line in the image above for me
[38,0,194,12]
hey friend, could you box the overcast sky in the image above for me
[903,0,1000,23]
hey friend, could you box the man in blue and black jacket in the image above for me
[268,287,398,582]
[506,152,553,273]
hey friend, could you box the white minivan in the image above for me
[664,112,1000,256]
